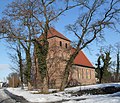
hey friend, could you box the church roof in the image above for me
[40,28,71,41]
[40,27,94,68]
[47,28,70,41]
[72,49,94,68]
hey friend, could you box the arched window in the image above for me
[82,69,84,79]
[86,69,88,79]
[65,43,67,48]
[60,41,62,47]
[90,70,91,79]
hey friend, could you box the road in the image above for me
[0,89,30,103]
[0,89,16,103]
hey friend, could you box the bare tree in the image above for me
[7,40,25,89]
[60,0,120,90]
[0,18,34,90]
[1,0,120,92]
[0,0,82,93]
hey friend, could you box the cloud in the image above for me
[0,64,10,70]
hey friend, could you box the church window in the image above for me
[82,69,84,79]
[86,69,88,79]
[65,43,67,48]
[90,70,91,79]
[78,70,81,79]
[60,41,62,47]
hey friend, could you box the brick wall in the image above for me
[47,37,71,88]
[47,37,96,88]
[71,65,96,85]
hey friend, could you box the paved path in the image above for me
[0,89,30,103]
[0,89,16,103]
[4,89,30,103]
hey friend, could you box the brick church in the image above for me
[36,28,96,88]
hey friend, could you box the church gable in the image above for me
[47,27,71,42]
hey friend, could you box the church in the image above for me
[36,28,96,88]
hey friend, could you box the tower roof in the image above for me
[40,28,71,42]
[72,48,94,68]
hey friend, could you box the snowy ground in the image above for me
[6,83,120,103]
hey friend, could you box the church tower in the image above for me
[46,28,71,88]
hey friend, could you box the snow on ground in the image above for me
[65,82,120,93]
[6,83,120,103]
[63,92,120,103]
[6,88,63,102]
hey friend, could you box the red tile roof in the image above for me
[72,49,94,68]
[40,28,71,41]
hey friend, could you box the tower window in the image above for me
[60,41,62,47]
[65,43,67,48]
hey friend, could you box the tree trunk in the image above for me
[20,41,32,90]
[17,44,24,89]
[27,82,32,90]
[19,52,24,89]
[60,63,72,91]
[115,53,120,81]
[60,49,80,91]
[33,51,38,89]
[25,50,32,90]
[34,40,49,93]
[34,50,42,89]
[99,68,103,83]
[40,77,49,93]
